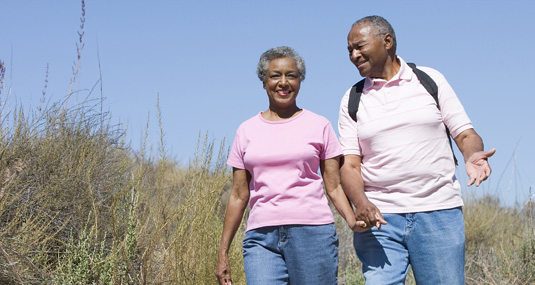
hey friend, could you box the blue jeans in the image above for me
[242,224,339,285]
[354,207,465,285]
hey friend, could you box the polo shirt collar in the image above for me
[364,56,413,90]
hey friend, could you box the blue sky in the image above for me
[1,0,533,206]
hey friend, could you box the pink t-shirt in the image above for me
[338,57,473,213]
[227,109,342,231]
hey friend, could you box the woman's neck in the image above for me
[262,106,302,121]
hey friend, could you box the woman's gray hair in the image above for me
[352,15,397,51]
[256,46,306,82]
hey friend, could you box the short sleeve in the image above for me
[226,130,245,169]
[321,121,343,160]
[418,66,473,138]
[338,87,361,156]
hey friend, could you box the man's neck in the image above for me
[372,55,400,81]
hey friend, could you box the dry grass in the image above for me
[133,134,243,284]
[0,95,240,284]
[464,195,535,284]
[0,103,130,283]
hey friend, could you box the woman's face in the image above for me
[263,57,300,109]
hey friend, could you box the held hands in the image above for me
[348,219,371,232]
[351,199,387,232]
[466,148,496,187]
[216,252,233,285]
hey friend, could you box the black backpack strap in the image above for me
[407,63,439,107]
[348,79,365,122]
[407,62,458,166]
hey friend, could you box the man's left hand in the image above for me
[466,148,496,187]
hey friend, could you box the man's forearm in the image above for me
[340,165,368,207]
[454,129,484,162]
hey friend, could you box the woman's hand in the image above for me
[216,252,233,285]
[347,218,370,232]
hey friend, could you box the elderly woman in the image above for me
[216,46,363,285]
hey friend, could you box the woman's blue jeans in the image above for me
[354,207,465,285]
[242,223,339,285]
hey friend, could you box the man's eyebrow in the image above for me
[348,40,364,48]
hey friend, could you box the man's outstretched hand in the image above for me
[466,148,496,187]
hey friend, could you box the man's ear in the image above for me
[384,33,394,50]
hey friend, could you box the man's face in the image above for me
[347,23,390,79]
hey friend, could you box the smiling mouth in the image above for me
[277,90,290,96]
[356,61,366,70]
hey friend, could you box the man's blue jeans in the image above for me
[354,207,465,285]
[242,224,339,285]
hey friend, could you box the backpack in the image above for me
[347,62,458,165]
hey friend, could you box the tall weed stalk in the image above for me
[133,132,239,284]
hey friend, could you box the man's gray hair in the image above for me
[352,15,397,51]
[256,46,306,82]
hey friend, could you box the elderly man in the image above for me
[338,15,495,284]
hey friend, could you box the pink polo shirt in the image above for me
[227,109,342,231]
[338,57,472,213]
